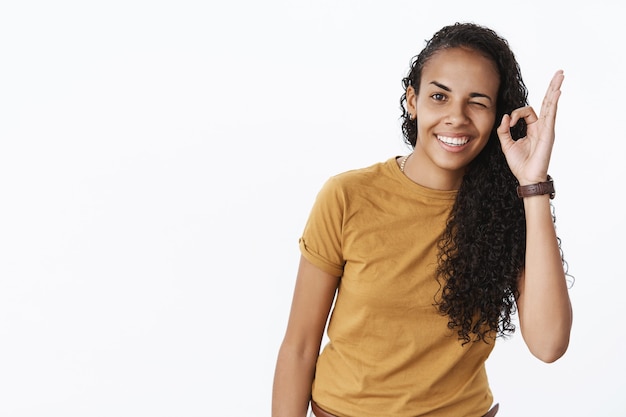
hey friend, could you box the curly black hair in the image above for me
[399,22,552,344]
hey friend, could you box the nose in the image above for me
[445,101,469,125]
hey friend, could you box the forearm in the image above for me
[518,195,573,362]
[272,342,318,417]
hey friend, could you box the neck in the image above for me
[403,147,464,191]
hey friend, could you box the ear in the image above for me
[406,86,417,119]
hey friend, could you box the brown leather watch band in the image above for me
[516,175,555,199]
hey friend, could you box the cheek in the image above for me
[415,117,435,139]
[415,106,437,127]
[478,112,497,135]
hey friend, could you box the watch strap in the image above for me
[516,175,555,199]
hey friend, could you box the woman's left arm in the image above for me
[497,70,573,363]
[516,196,573,362]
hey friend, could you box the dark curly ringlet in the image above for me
[399,22,544,344]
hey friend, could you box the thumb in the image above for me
[496,114,515,153]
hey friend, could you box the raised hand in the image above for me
[496,70,564,185]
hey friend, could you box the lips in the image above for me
[437,135,470,147]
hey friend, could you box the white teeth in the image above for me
[437,135,469,146]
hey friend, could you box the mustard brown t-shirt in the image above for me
[299,157,495,417]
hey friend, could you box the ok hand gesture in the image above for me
[496,70,564,185]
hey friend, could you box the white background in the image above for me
[1,1,624,416]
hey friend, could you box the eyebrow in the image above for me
[430,81,493,102]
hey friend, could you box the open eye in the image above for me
[431,93,446,102]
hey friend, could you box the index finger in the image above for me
[539,70,564,124]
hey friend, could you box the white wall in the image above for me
[1,1,623,416]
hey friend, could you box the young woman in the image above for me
[272,22,573,417]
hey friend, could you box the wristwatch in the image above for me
[516,175,555,199]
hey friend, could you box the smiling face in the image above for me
[405,46,500,190]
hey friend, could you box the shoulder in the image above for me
[326,157,400,190]
[310,158,401,212]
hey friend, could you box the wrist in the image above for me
[516,175,555,199]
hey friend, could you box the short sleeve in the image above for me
[298,176,345,277]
